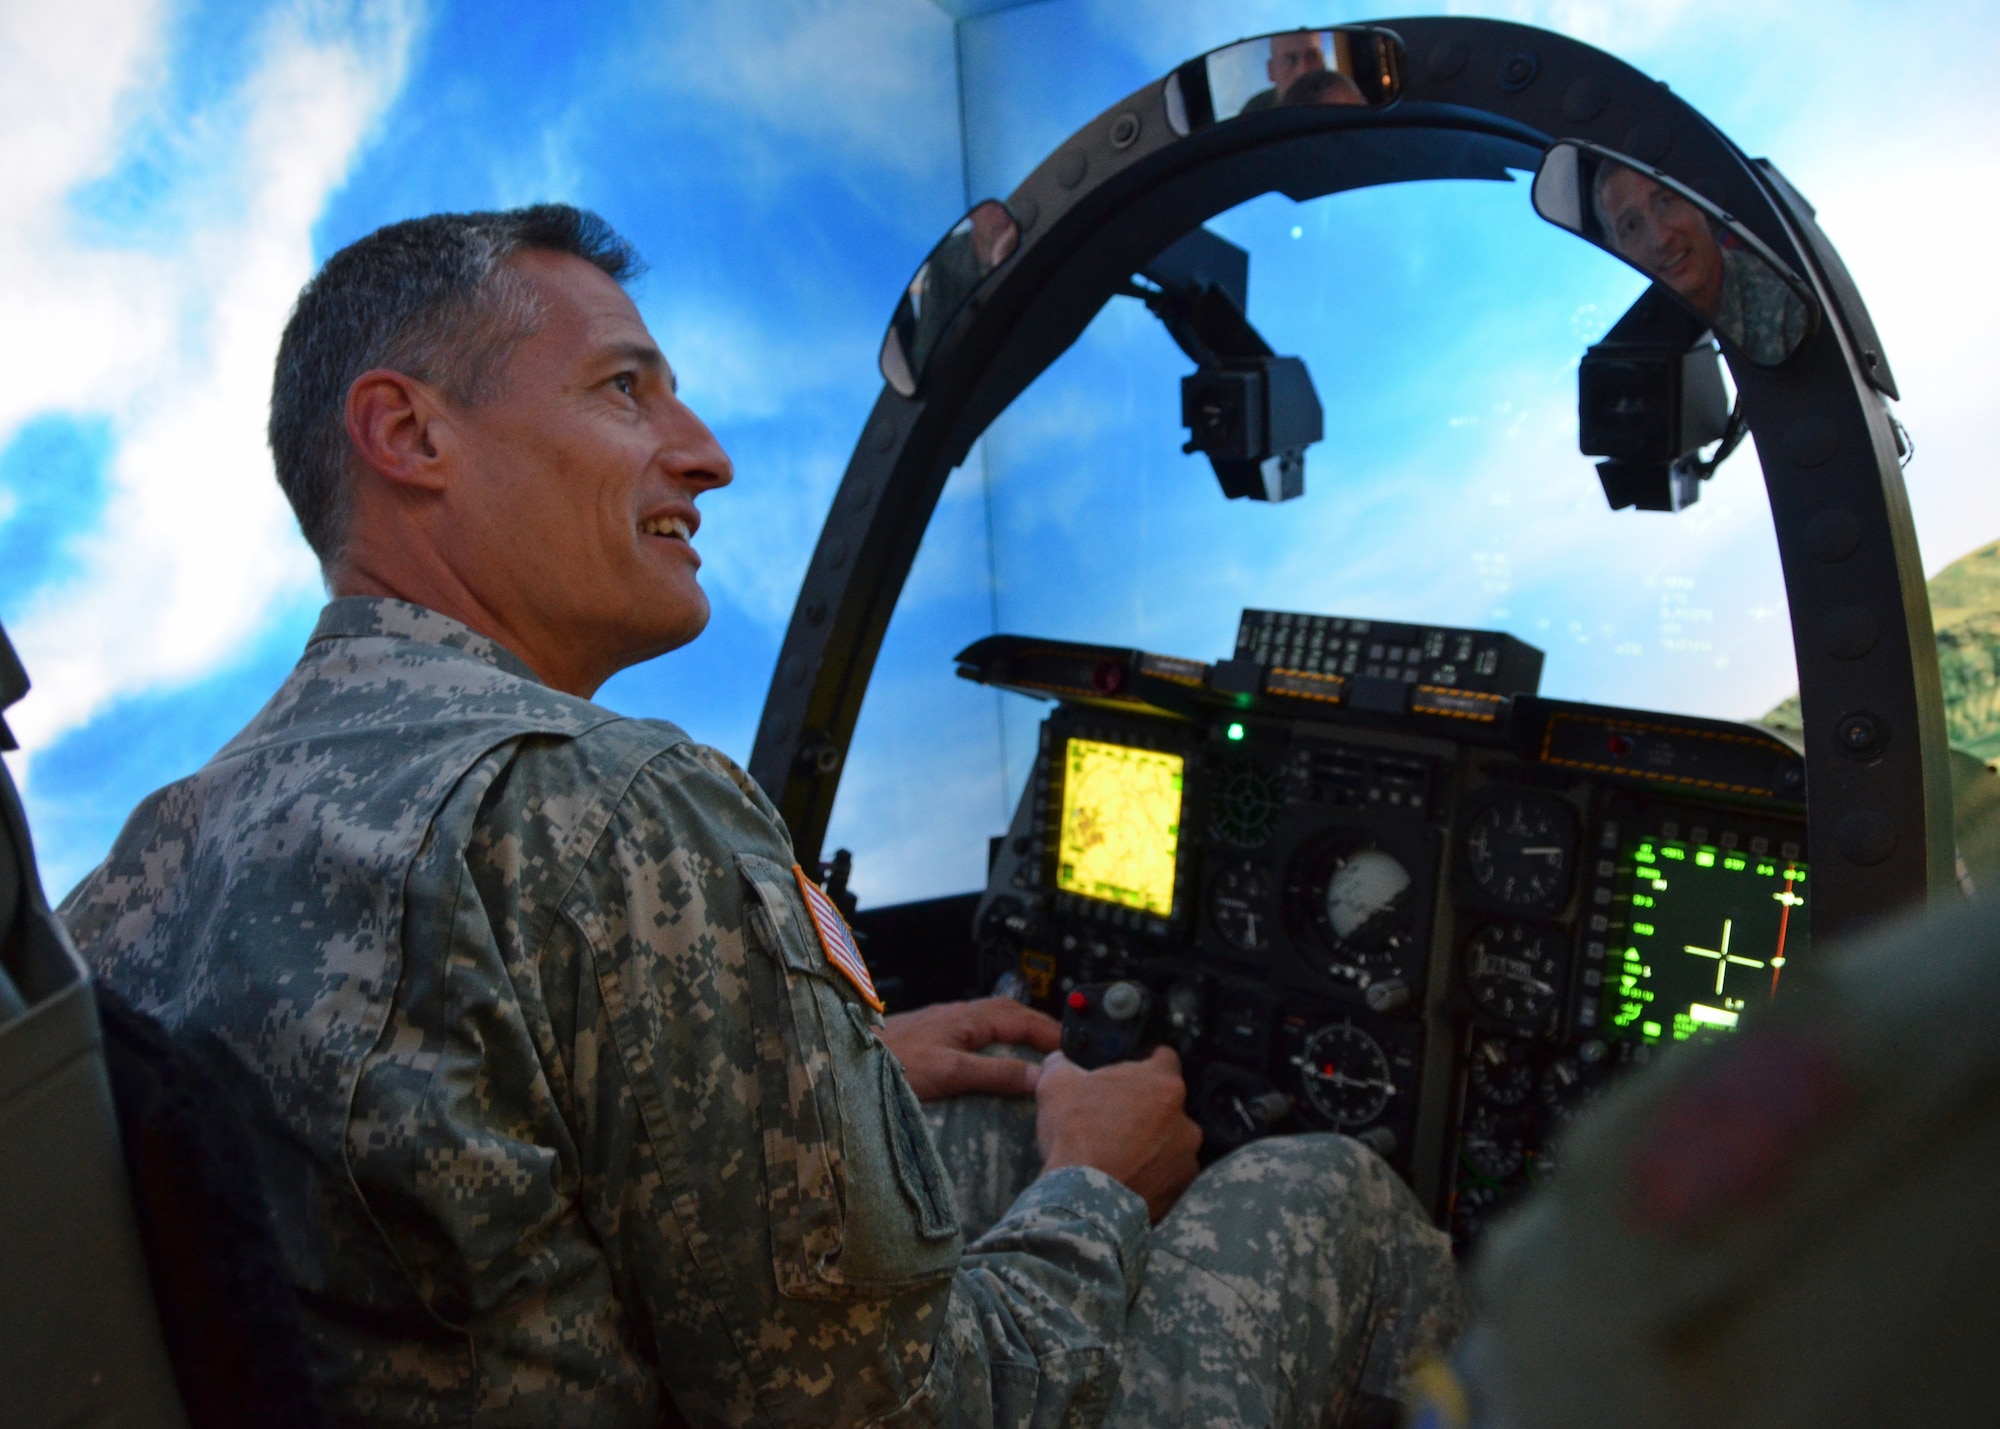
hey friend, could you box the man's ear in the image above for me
[345,368,453,492]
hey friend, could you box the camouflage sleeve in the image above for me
[531,736,1147,1427]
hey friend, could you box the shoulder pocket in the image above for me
[735,853,962,1299]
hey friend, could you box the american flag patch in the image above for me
[793,864,885,1012]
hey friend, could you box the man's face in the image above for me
[1597,168,1726,316]
[1267,32,1327,91]
[438,250,732,682]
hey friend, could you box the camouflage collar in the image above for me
[308,597,545,685]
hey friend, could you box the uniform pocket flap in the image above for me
[734,852,823,976]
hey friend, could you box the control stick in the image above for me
[1059,980,1163,1069]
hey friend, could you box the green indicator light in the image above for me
[1756,863,1776,877]
[1723,856,1747,871]
[1789,867,1806,882]
[1695,849,1716,867]
[1634,847,1656,864]
[1642,1020,1663,1041]
[1632,893,1654,908]
[1225,723,1245,742]
[1632,921,1655,936]
[1662,847,1686,861]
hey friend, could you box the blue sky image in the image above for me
[2,0,1996,906]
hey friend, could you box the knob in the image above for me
[1101,981,1146,1020]
[1364,978,1411,1013]
[1245,1091,1293,1126]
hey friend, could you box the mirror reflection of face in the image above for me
[1267,31,1327,93]
[1594,166,1726,317]
[1282,67,1365,107]
[967,201,1019,270]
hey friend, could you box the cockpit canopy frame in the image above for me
[748,16,1947,944]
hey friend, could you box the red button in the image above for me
[1068,990,1088,1010]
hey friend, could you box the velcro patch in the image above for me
[1624,1031,1852,1236]
[793,864,885,1012]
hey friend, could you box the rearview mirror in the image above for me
[1165,27,1404,133]
[1533,140,1818,365]
[879,199,1021,397]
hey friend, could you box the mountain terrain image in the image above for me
[1761,536,2000,883]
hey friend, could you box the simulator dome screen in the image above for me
[1605,836,1808,1045]
[1055,738,1184,915]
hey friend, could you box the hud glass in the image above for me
[1533,140,1818,365]
[879,199,1021,397]
[1164,28,1404,133]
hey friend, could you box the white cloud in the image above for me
[655,0,959,183]
[0,1,419,762]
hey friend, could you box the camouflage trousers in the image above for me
[923,1093,1465,1429]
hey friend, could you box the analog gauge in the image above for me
[1292,1021,1396,1128]
[1452,1179,1515,1249]
[1284,833,1417,977]
[1464,921,1570,1029]
[1467,1037,1535,1109]
[1538,1054,1598,1136]
[1209,860,1274,955]
[1459,1107,1528,1182]
[1539,1054,1585,1113]
[1210,761,1281,848]
[1462,792,1578,913]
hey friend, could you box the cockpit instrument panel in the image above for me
[962,608,1809,1251]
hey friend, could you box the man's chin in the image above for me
[626,592,712,666]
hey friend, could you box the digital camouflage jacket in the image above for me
[63,598,1148,1428]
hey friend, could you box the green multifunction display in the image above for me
[1604,838,1807,1045]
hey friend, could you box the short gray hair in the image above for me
[268,204,642,562]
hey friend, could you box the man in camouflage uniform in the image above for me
[1408,892,2000,1429]
[61,205,1460,1426]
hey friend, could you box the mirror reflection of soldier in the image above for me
[1241,31,1332,113]
[1282,67,1366,107]
[1593,164,1808,364]
[1408,894,2000,1428]
[908,201,1018,375]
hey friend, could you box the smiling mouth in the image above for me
[639,514,693,542]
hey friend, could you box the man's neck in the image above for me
[327,557,605,697]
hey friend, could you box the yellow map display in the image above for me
[1056,738,1184,914]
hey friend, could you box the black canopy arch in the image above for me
[748,15,1948,943]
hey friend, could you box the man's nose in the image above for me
[662,401,734,491]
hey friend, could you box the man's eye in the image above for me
[612,373,637,397]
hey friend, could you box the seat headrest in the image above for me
[0,621,27,752]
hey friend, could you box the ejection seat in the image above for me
[0,622,191,1425]
[0,621,325,1429]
